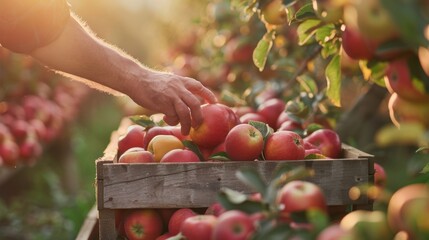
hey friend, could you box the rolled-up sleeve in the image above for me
[0,0,70,54]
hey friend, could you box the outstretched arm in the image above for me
[30,14,217,135]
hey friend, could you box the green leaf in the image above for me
[307,209,330,233]
[325,54,341,107]
[297,19,322,46]
[294,3,317,22]
[297,74,319,95]
[408,54,429,93]
[235,168,268,196]
[252,221,293,240]
[129,115,157,129]
[253,31,275,72]
[315,24,336,44]
[304,123,324,136]
[282,0,298,7]
[166,232,185,240]
[249,121,273,140]
[182,140,205,162]
[217,188,265,214]
[208,152,231,161]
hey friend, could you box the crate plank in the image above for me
[76,205,99,240]
[98,158,370,209]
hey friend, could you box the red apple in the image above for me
[277,120,303,132]
[257,98,286,129]
[264,131,305,160]
[190,103,239,148]
[304,129,342,158]
[124,209,163,240]
[168,208,197,236]
[28,119,49,143]
[118,147,155,163]
[205,203,226,217]
[160,149,200,163]
[19,135,42,163]
[316,223,349,240]
[341,210,392,240]
[224,37,255,64]
[276,180,327,217]
[225,124,264,161]
[212,210,255,240]
[387,183,429,237]
[232,106,255,118]
[303,141,326,159]
[166,125,191,141]
[118,124,146,157]
[239,112,267,125]
[341,25,378,60]
[9,119,31,140]
[142,126,172,150]
[0,139,20,167]
[276,111,293,129]
[384,57,429,102]
[181,215,218,240]
[374,163,386,187]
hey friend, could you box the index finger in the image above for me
[185,78,217,104]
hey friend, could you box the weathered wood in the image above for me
[76,205,99,240]
[98,208,116,240]
[98,157,370,209]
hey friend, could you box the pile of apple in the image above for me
[0,48,89,167]
[117,100,342,166]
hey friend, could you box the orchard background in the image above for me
[0,0,429,239]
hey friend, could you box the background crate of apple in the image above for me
[94,117,374,239]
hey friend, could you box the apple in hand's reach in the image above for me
[160,149,200,163]
[264,131,305,160]
[117,124,146,157]
[147,135,184,162]
[225,123,264,161]
[119,147,155,163]
[190,103,239,148]
[304,129,342,158]
[142,126,172,150]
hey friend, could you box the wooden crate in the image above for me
[95,119,374,240]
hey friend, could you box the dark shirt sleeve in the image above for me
[0,0,71,54]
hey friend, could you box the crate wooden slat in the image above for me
[95,118,375,240]
[98,157,371,209]
[76,205,99,240]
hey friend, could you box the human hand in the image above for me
[126,71,217,135]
